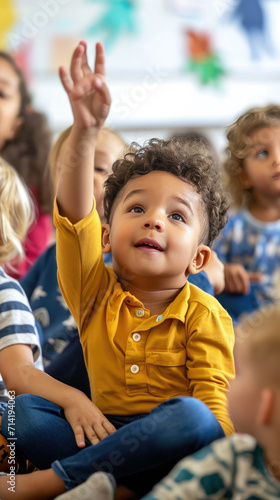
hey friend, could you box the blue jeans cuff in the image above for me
[52,460,76,491]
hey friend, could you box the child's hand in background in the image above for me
[224,263,262,295]
[59,41,111,131]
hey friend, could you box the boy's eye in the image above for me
[0,90,7,99]
[170,213,184,222]
[257,150,268,158]
[130,206,144,213]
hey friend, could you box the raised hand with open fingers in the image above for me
[59,41,111,130]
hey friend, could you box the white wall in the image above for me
[11,0,280,154]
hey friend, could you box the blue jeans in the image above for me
[2,395,224,495]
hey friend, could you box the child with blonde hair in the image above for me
[0,41,234,500]
[0,157,35,265]
[141,304,280,499]
[214,105,280,322]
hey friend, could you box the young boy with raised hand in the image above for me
[0,41,234,500]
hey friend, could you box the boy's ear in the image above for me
[187,245,211,276]
[257,388,274,426]
[239,170,252,189]
[101,224,111,253]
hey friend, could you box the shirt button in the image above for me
[130,364,139,374]
[136,309,145,318]
[132,333,141,342]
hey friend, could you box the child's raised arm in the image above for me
[57,41,111,223]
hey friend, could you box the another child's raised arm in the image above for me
[57,41,111,223]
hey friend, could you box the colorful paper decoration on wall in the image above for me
[185,30,225,86]
[0,0,17,50]
[229,0,275,60]
[85,0,137,50]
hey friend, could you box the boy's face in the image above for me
[102,170,210,290]
[228,342,261,435]
[242,126,280,198]
[94,130,124,222]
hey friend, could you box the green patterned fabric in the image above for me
[143,434,280,499]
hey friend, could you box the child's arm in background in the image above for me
[213,217,262,295]
[203,251,225,296]
[57,41,111,224]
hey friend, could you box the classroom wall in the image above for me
[2,0,280,153]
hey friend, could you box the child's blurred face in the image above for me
[228,342,261,434]
[0,57,22,149]
[94,130,123,222]
[243,126,280,198]
[102,170,209,290]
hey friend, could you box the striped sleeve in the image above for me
[0,269,41,362]
[0,268,43,399]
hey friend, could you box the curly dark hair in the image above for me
[104,137,230,247]
[0,51,53,214]
[224,104,280,208]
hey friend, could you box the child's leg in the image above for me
[0,468,65,500]
[3,395,224,498]
[1,394,83,470]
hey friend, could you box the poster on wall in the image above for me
[1,0,279,79]
[1,0,280,131]
[167,0,280,76]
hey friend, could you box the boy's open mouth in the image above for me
[135,239,164,252]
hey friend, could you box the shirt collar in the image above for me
[120,280,190,324]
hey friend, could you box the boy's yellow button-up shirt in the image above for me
[54,200,235,436]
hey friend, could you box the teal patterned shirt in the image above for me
[143,434,280,499]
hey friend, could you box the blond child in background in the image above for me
[141,304,280,499]
[0,156,43,471]
[214,105,280,323]
[0,40,234,500]
[0,52,53,278]
[20,125,126,388]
